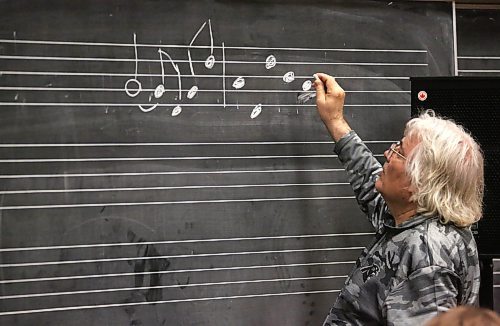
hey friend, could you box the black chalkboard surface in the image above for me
[457,8,500,76]
[0,1,452,325]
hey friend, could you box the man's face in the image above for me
[375,136,419,203]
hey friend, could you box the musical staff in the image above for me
[0,228,370,315]
[0,19,425,119]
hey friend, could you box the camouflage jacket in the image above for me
[323,131,480,326]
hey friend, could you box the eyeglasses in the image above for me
[387,141,407,161]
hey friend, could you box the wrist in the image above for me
[324,118,351,142]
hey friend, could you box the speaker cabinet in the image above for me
[411,77,500,258]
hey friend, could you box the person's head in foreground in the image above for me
[426,305,500,326]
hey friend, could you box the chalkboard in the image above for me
[457,8,500,76]
[0,1,453,325]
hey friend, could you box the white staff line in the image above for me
[0,196,356,210]
[0,168,346,179]
[0,260,356,284]
[0,275,347,300]
[458,56,500,60]
[0,141,390,147]
[0,55,428,66]
[0,289,342,316]
[0,102,410,107]
[0,154,337,162]
[0,233,373,253]
[0,71,412,79]
[0,182,349,195]
[0,246,364,268]
[0,38,428,52]
[0,86,410,94]
[0,154,387,163]
[457,69,500,73]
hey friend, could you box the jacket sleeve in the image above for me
[384,265,460,326]
[334,130,388,232]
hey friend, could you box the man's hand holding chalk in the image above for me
[313,73,352,142]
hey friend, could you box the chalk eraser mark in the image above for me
[297,91,316,104]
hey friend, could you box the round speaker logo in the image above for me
[418,90,427,101]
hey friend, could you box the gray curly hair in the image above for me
[404,110,484,227]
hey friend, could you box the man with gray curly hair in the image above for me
[313,73,483,326]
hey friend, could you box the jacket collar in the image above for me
[384,213,437,231]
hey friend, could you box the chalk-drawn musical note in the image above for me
[265,55,276,69]
[232,77,245,89]
[297,77,316,104]
[302,80,312,91]
[158,48,183,115]
[188,19,215,75]
[187,86,198,99]
[283,71,295,83]
[158,49,182,100]
[251,104,262,119]
[123,34,159,112]
[124,34,142,98]
[138,48,182,113]
[154,84,165,99]
[187,85,198,99]
[185,19,215,102]
[172,105,182,117]
[122,20,312,119]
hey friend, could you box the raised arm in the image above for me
[314,73,388,231]
[313,73,352,141]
